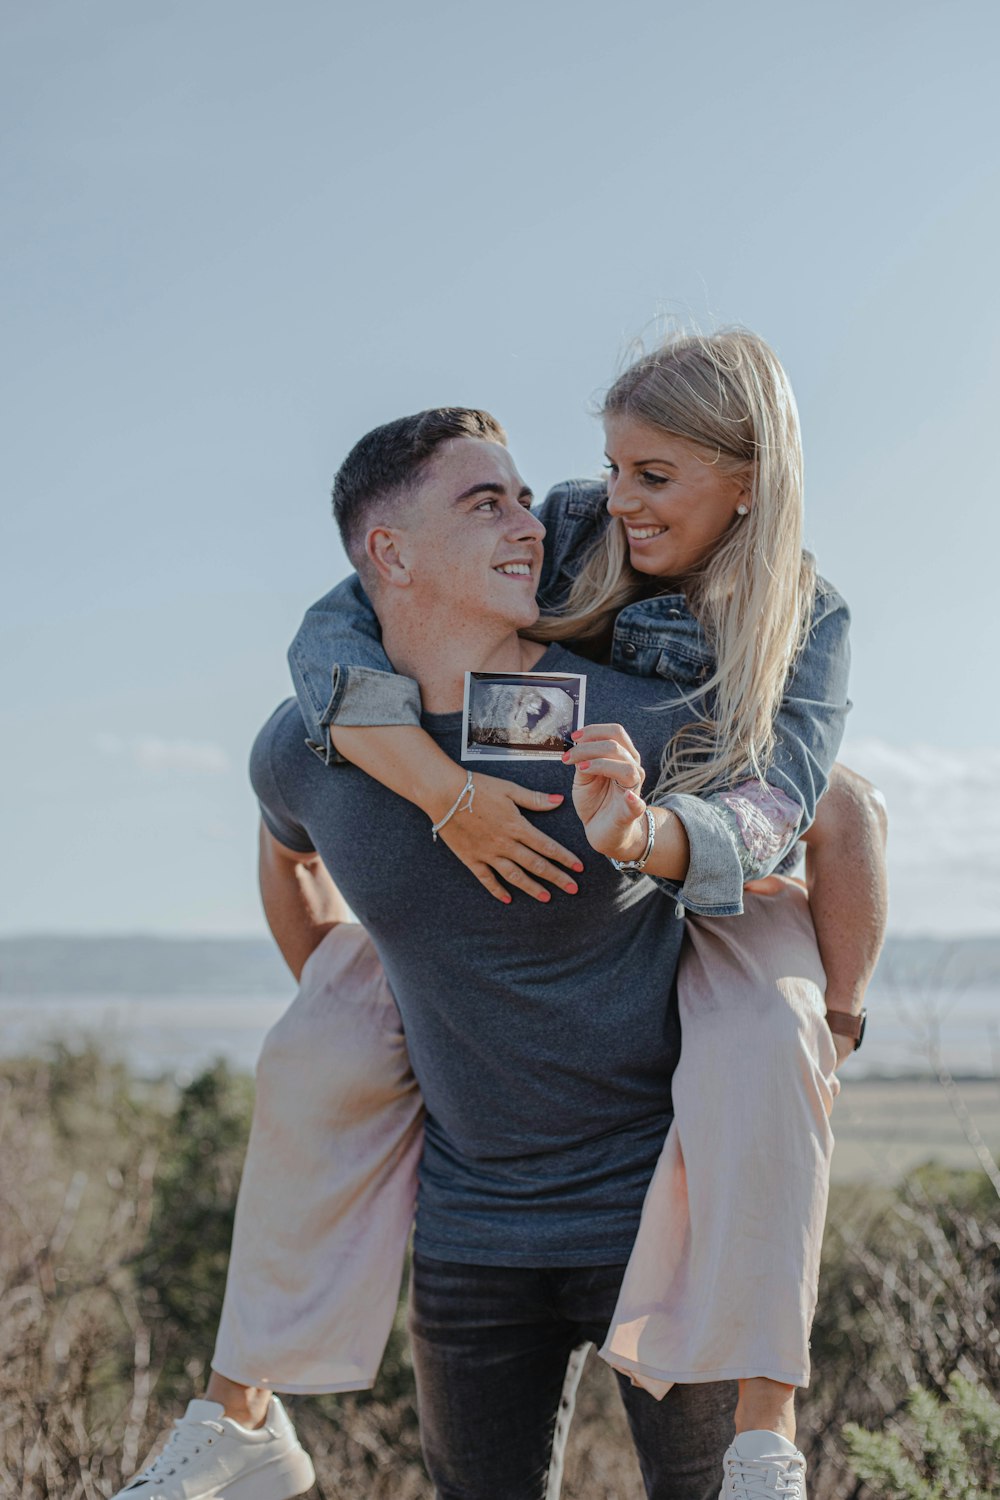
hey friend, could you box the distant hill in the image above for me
[1,931,998,997]
[0,935,289,996]
[874,935,1000,991]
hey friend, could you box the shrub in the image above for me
[843,1374,1000,1500]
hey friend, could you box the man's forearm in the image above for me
[803,765,889,1016]
[258,823,352,981]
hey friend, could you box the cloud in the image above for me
[93,733,231,775]
[839,739,1000,935]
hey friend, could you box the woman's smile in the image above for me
[603,413,749,580]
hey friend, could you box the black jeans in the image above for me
[409,1253,737,1500]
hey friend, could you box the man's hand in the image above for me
[258,823,352,980]
[830,1031,857,1069]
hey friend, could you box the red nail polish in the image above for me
[570,730,583,740]
[573,862,584,872]
[566,882,578,894]
[579,760,590,770]
[548,793,564,803]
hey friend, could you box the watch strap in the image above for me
[826,1007,867,1049]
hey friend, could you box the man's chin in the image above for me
[491,597,540,630]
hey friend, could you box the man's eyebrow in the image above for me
[453,482,535,504]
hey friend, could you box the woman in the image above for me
[271,330,878,1490]
[124,330,885,1500]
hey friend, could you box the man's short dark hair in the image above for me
[332,408,507,578]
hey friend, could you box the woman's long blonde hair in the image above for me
[530,328,816,798]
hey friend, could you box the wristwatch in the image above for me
[825,1007,867,1051]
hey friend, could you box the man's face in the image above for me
[390,437,545,631]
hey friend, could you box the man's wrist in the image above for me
[825,1001,867,1055]
[824,985,866,1019]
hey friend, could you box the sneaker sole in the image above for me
[209,1449,316,1500]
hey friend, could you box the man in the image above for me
[253,409,740,1498]
[113,408,885,1500]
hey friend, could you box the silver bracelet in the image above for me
[431,771,476,841]
[610,807,657,873]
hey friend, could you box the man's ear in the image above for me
[366,526,411,588]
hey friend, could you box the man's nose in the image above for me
[509,503,546,543]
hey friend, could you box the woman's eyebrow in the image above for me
[605,453,679,471]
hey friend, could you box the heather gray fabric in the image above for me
[250,645,698,1267]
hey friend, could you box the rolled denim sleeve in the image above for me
[287,574,422,765]
[652,583,852,917]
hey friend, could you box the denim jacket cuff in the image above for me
[651,793,747,917]
[310,666,423,766]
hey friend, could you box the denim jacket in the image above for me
[288,480,851,917]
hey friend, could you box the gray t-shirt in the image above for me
[250,645,690,1266]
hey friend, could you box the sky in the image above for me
[2,0,998,938]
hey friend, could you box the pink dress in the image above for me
[213,879,838,1394]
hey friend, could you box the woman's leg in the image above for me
[211,922,424,1396]
[600,879,838,1416]
[734,1378,796,1443]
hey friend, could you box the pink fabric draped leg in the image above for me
[213,881,836,1396]
[212,923,424,1393]
[600,878,839,1396]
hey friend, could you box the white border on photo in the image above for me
[461,671,587,761]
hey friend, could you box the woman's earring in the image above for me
[736,504,749,516]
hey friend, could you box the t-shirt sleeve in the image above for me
[249,709,317,854]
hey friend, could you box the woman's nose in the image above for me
[606,480,640,515]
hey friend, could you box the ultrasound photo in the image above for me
[461,671,587,760]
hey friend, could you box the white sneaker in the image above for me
[719,1429,807,1499]
[111,1397,315,1500]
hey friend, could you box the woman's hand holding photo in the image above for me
[564,722,650,863]
[565,723,693,881]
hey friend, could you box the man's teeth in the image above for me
[496,563,532,575]
[627,525,668,540]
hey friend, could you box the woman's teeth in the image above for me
[627,525,668,541]
[495,563,532,576]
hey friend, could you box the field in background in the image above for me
[2,938,999,1494]
[833,1076,1000,1182]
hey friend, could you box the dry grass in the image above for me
[1,1048,997,1500]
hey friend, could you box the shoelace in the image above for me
[126,1418,226,1485]
[725,1452,806,1499]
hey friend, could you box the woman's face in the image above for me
[603,414,750,583]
